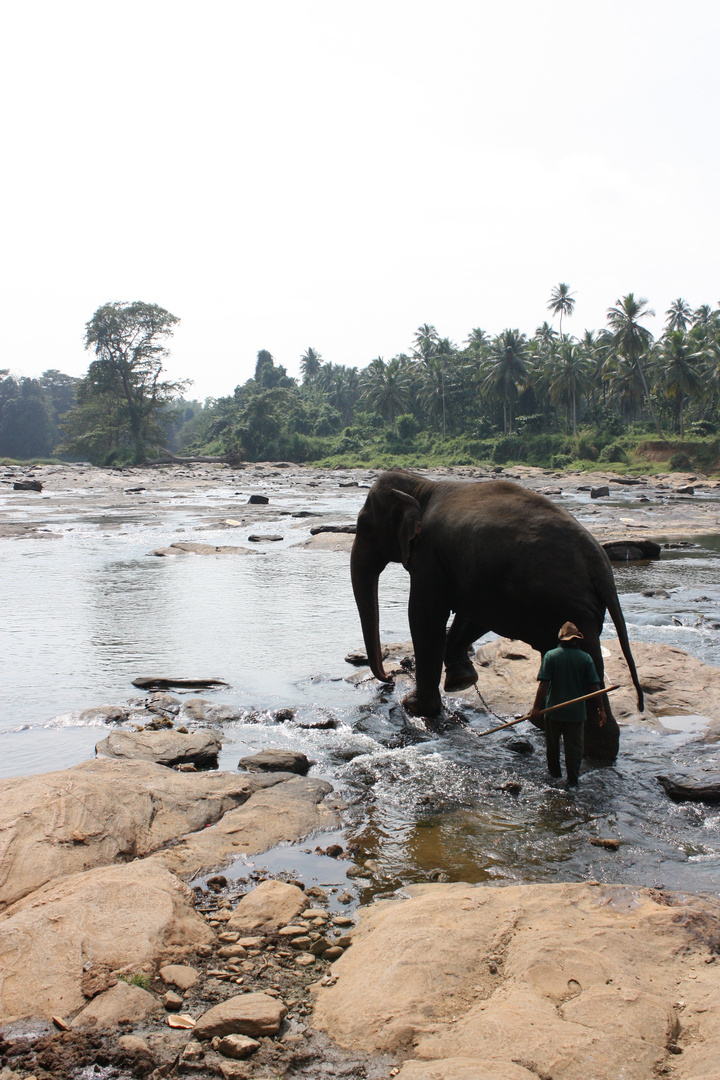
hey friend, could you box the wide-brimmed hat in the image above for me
[558,621,584,642]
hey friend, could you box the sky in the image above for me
[1,0,719,401]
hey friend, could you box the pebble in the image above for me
[218,945,248,959]
[182,1041,204,1061]
[163,990,184,1011]
[333,916,354,927]
[301,908,328,920]
[323,946,344,961]
[295,953,316,967]
[217,1033,260,1059]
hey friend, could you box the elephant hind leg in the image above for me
[582,635,620,763]
[443,615,487,692]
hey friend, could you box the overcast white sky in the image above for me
[1,1,718,400]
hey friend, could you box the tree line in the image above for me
[3,289,720,466]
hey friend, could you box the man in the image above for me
[530,622,606,787]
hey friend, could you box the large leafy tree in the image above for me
[361,357,411,431]
[606,294,664,439]
[79,302,188,462]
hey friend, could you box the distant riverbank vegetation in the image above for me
[3,289,720,475]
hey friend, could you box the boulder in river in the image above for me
[96,729,221,768]
[309,523,357,535]
[180,698,245,723]
[602,539,661,561]
[13,479,43,491]
[132,675,228,690]
[247,533,283,542]
[590,485,609,498]
[227,879,308,933]
[656,771,720,802]
[237,749,313,775]
[247,494,269,504]
[194,992,287,1040]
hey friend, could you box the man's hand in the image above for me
[598,706,607,728]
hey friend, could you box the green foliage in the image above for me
[669,451,694,471]
[119,973,150,990]
[599,443,629,463]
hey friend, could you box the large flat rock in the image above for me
[0,760,284,910]
[0,859,212,1022]
[95,729,222,767]
[194,992,287,1040]
[226,879,308,933]
[312,881,720,1080]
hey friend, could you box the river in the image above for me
[2,471,720,901]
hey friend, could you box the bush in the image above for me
[396,414,420,440]
[669,451,693,471]
[550,453,573,469]
[493,437,528,464]
[575,438,599,461]
[599,443,628,463]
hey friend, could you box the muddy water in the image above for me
[2,480,720,900]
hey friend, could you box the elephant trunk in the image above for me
[350,541,389,682]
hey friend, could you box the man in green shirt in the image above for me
[530,622,606,787]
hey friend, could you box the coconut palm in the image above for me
[465,328,489,353]
[665,298,693,334]
[361,357,411,431]
[547,283,576,338]
[411,324,440,363]
[547,340,593,436]
[480,329,529,435]
[661,331,700,437]
[606,294,663,438]
[300,347,323,384]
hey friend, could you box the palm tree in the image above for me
[300,347,323,384]
[535,321,559,349]
[661,331,700,437]
[547,340,592,436]
[665,298,693,334]
[465,328,489,353]
[411,324,439,362]
[547,283,576,338]
[360,357,411,431]
[606,293,664,439]
[481,329,529,435]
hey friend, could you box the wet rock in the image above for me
[602,539,661,561]
[217,1033,260,1059]
[323,946,345,961]
[151,541,257,556]
[13,479,43,491]
[676,485,695,494]
[293,712,338,730]
[72,980,162,1029]
[181,698,244,723]
[163,990,184,1010]
[132,676,228,691]
[337,892,353,904]
[194,992,287,1040]
[247,494,269,504]
[500,780,522,795]
[590,485,609,498]
[146,693,181,715]
[95,729,221,769]
[160,964,199,991]
[504,738,534,755]
[227,879,309,933]
[309,524,357,534]
[590,837,620,850]
[657,772,720,802]
[237,749,312,775]
[79,704,130,725]
[642,588,670,599]
[207,874,228,891]
[273,707,296,722]
[247,533,283,542]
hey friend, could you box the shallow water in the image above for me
[2,478,720,899]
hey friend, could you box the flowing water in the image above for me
[2,477,720,900]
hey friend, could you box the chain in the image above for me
[473,685,509,723]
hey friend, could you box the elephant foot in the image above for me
[402,689,443,718]
[443,658,478,693]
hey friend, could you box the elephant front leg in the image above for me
[403,585,450,717]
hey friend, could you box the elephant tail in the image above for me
[605,589,644,711]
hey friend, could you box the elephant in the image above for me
[350,469,644,761]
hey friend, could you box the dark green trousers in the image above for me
[545,718,584,785]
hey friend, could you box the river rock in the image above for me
[247,494,269,504]
[248,533,283,542]
[312,881,720,1077]
[13,479,43,491]
[309,523,357,534]
[602,539,661,561]
[162,990,184,1010]
[180,698,245,723]
[132,676,228,690]
[151,542,257,556]
[95,729,222,768]
[227,879,308,933]
[237,750,312,775]
[146,693,181,715]
[0,859,211,1022]
[194,993,287,1040]
[72,981,161,1029]
[0,759,285,909]
[590,485,609,498]
[656,771,720,802]
[160,964,199,991]
[79,704,131,724]
[218,1033,260,1059]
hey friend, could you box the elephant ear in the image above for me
[391,489,422,569]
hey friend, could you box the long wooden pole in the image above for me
[475,684,621,738]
